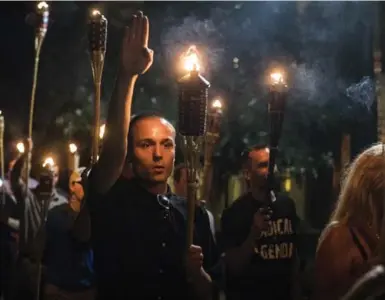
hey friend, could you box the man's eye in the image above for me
[140,143,150,148]
[164,143,174,149]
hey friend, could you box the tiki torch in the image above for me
[35,155,55,300]
[99,123,106,157]
[178,46,210,247]
[25,1,49,198]
[267,70,288,203]
[201,99,223,202]
[88,10,107,165]
[68,143,80,172]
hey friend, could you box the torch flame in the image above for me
[16,142,25,154]
[270,71,286,85]
[212,99,222,109]
[69,143,77,154]
[99,124,106,140]
[43,157,55,168]
[182,45,200,72]
[91,9,101,16]
[37,1,49,10]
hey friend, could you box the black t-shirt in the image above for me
[87,176,190,300]
[221,192,299,300]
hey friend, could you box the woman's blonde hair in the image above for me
[329,143,385,235]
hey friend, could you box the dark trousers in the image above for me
[0,237,18,300]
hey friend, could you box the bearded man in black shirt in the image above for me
[83,12,212,300]
[221,144,301,300]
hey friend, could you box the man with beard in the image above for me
[84,12,212,300]
[221,145,300,300]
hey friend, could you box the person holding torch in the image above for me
[220,70,301,300]
[82,11,212,300]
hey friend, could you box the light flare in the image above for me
[91,9,101,16]
[270,71,286,86]
[212,99,222,109]
[16,142,25,154]
[99,124,106,140]
[37,1,48,10]
[42,157,55,168]
[69,143,77,154]
[182,45,201,72]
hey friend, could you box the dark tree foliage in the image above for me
[0,1,376,174]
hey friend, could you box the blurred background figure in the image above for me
[314,143,385,300]
[42,166,95,300]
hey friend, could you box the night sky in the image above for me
[0,1,377,172]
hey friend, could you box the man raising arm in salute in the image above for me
[84,12,212,300]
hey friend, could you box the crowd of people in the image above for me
[1,11,385,300]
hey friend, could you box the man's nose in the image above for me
[153,145,162,161]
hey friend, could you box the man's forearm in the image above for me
[92,73,137,194]
[189,268,213,300]
[103,73,137,160]
[224,235,256,277]
[106,73,137,147]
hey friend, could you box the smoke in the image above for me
[345,76,375,110]
[160,1,374,112]
[161,15,224,76]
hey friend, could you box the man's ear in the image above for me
[242,168,251,181]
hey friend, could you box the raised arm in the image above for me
[10,139,32,200]
[10,154,25,199]
[91,12,153,195]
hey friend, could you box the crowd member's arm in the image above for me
[72,12,153,243]
[187,245,213,300]
[6,217,20,231]
[222,208,269,277]
[89,11,153,196]
[0,208,20,231]
[10,152,28,201]
[10,143,32,245]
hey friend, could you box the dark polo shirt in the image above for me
[87,176,190,300]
